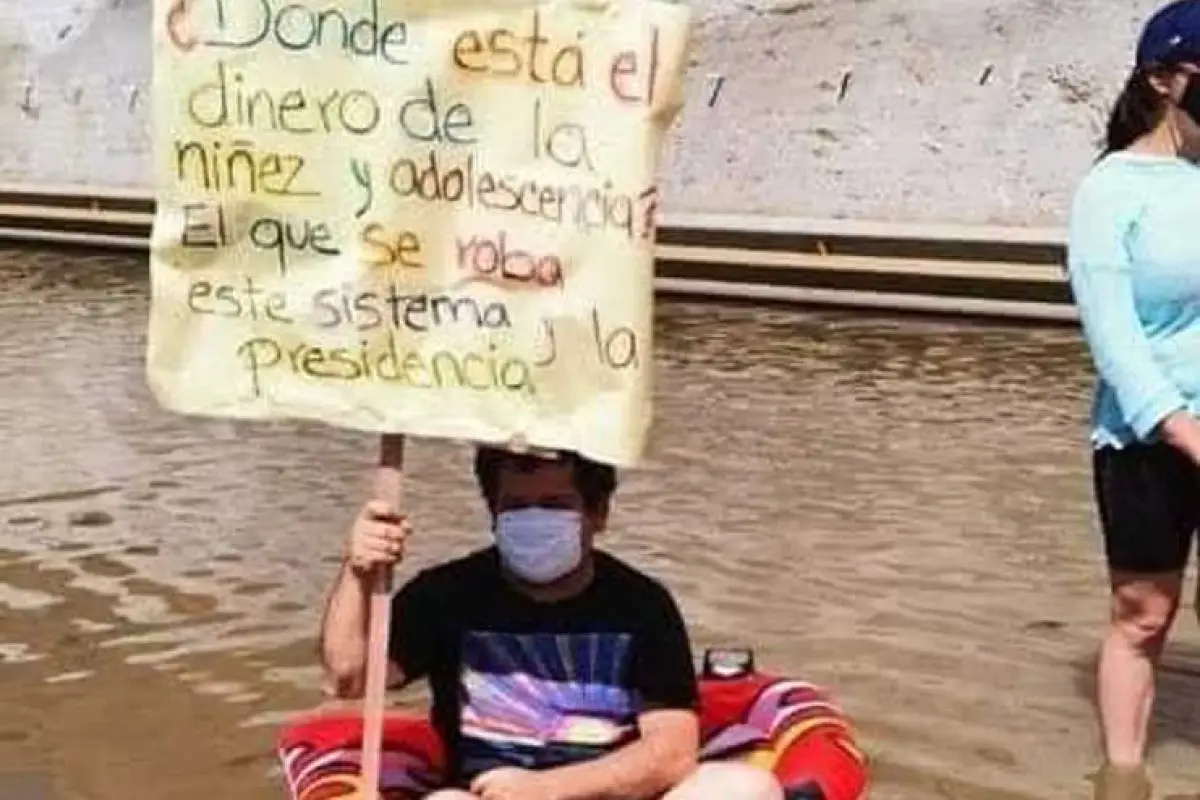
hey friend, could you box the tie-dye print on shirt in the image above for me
[457,631,639,775]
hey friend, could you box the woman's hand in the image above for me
[1159,411,1200,465]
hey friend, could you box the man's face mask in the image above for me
[494,507,583,584]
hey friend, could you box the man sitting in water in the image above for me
[319,446,782,800]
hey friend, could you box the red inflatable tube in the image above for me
[276,649,868,800]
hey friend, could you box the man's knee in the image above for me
[666,762,783,800]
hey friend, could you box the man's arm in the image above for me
[537,580,700,800]
[318,559,404,698]
[537,708,699,800]
[317,503,419,698]
[318,559,370,697]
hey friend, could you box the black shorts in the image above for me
[1094,441,1200,573]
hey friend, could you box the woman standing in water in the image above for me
[1068,2,1200,797]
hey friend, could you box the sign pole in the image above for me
[362,433,405,799]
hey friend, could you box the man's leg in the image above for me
[663,762,783,800]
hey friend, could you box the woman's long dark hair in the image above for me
[1104,66,1168,155]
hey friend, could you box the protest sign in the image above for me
[147,0,692,467]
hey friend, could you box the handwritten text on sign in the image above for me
[147,0,691,467]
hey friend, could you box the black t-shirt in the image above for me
[388,547,698,783]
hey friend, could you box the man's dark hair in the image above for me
[473,446,617,515]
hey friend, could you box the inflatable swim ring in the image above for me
[276,648,868,800]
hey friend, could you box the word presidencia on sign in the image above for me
[148,0,693,466]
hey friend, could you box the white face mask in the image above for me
[494,507,584,584]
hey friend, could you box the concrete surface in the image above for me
[0,0,1167,225]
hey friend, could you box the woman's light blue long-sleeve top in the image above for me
[1067,151,1200,450]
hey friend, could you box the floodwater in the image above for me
[2,244,1199,800]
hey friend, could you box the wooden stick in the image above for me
[361,434,406,799]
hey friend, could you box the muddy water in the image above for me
[2,245,1199,800]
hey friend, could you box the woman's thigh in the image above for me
[1093,442,1200,576]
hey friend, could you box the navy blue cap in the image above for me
[1137,0,1200,65]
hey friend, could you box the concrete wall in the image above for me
[0,0,1165,225]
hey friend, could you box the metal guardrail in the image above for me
[0,183,1077,323]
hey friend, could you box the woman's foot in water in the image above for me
[1093,762,1152,800]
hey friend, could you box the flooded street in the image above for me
[3,245,1200,799]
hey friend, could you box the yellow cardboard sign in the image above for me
[147,0,691,467]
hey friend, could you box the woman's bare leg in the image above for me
[1097,570,1181,766]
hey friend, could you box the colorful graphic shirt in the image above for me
[388,548,698,784]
